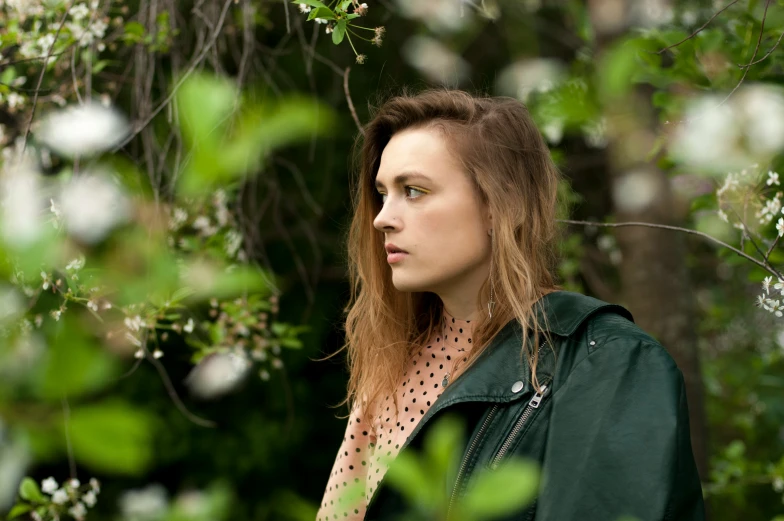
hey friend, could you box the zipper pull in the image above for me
[528,384,549,409]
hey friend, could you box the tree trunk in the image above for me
[585,0,710,497]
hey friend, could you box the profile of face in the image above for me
[373,126,492,304]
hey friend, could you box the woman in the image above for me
[316,88,705,521]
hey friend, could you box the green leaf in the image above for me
[332,20,346,45]
[307,6,336,20]
[177,94,335,196]
[383,450,437,510]
[340,0,352,10]
[424,414,464,485]
[597,36,646,101]
[458,459,540,519]
[180,260,273,301]
[69,400,156,475]
[37,317,120,401]
[176,73,239,148]
[292,0,328,8]
[19,478,45,503]
[279,337,303,349]
[8,504,33,519]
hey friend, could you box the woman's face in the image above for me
[373,126,492,312]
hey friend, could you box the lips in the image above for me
[385,243,408,254]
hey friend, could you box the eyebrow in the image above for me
[374,172,433,189]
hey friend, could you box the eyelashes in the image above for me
[377,186,427,204]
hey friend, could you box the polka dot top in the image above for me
[317,308,476,521]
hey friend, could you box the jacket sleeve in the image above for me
[316,400,376,521]
[534,338,705,521]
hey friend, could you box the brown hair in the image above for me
[322,87,564,426]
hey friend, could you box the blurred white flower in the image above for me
[671,84,784,173]
[767,170,780,186]
[89,478,100,493]
[70,3,90,20]
[183,318,194,333]
[396,0,471,33]
[186,351,251,398]
[52,488,68,504]
[36,103,130,158]
[774,476,784,492]
[41,477,58,494]
[65,256,85,271]
[0,286,24,323]
[541,119,564,145]
[82,490,97,507]
[58,168,132,244]
[0,155,46,248]
[0,437,31,511]
[402,36,470,86]
[738,84,784,156]
[175,491,207,517]
[119,484,168,520]
[496,58,566,103]
[613,168,661,213]
[298,3,311,13]
[69,502,87,520]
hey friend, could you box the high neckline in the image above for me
[440,307,475,351]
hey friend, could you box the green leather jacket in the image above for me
[364,290,705,521]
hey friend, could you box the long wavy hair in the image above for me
[323,87,564,426]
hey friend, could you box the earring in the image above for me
[488,230,495,318]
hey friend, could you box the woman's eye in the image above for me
[406,186,425,198]
[378,186,426,203]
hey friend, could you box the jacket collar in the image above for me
[408,291,635,428]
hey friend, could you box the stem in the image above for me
[345,29,359,56]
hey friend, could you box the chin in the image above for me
[390,272,440,294]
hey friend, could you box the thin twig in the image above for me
[146,351,217,428]
[61,396,77,480]
[716,0,772,108]
[22,2,72,154]
[652,0,741,54]
[110,0,235,152]
[557,219,783,279]
[343,67,364,136]
[739,29,784,68]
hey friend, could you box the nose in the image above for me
[373,197,401,232]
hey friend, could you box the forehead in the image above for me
[375,127,463,186]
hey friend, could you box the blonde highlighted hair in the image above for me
[321,87,564,426]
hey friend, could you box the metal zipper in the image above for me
[446,404,500,519]
[489,384,550,470]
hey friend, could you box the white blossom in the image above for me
[768,170,780,186]
[183,318,195,333]
[36,103,130,158]
[58,169,132,244]
[124,315,143,332]
[774,476,784,493]
[152,349,163,359]
[186,351,251,398]
[763,276,773,294]
[0,155,46,247]
[41,477,58,494]
[298,3,311,13]
[89,478,100,493]
[52,489,68,504]
[68,502,87,520]
[82,490,97,507]
[119,484,168,519]
[70,3,90,21]
[65,256,85,271]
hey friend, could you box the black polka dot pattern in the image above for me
[316,308,475,521]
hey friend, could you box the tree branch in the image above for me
[557,218,783,279]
